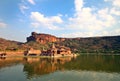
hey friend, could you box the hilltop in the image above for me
[0,38,23,51]
[56,36,120,53]
[0,32,120,53]
[27,32,65,44]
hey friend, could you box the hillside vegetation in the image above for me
[0,38,21,51]
[56,36,120,53]
[0,35,120,53]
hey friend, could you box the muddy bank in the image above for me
[0,51,24,57]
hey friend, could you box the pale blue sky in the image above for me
[0,0,120,42]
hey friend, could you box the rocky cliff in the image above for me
[27,32,65,44]
[1,32,120,53]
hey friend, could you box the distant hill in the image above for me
[55,36,120,53]
[0,38,23,51]
[0,32,120,53]
[26,32,120,53]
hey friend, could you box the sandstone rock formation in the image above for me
[27,32,65,44]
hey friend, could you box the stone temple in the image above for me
[40,44,72,57]
[24,44,76,57]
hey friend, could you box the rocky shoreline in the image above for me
[0,51,78,58]
[0,51,24,57]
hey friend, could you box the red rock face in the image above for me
[27,32,65,44]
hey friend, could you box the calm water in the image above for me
[0,55,120,81]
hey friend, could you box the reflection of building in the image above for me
[23,57,75,79]
[41,44,73,57]
[23,57,40,63]
[0,57,23,69]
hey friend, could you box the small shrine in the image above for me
[40,44,72,57]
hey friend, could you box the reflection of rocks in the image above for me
[0,57,6,60]
[0,55,120,80]
[23,57,75,79]
[0,57,23,62]
[0,57,23,69]
[64,55,120,73]
[23,57,40,63]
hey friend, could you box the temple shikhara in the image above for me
[41,44,72,56]
[24,32,76,57]
[24,44,76,57]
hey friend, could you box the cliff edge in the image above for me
[27,32,65,44]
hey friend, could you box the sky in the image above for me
[0,0,120,42]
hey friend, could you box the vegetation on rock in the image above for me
[55,36,120,53]
[0,33,120,53]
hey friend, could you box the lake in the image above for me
[0,55,120,81]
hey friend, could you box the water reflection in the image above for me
[63,55,120,73]
[23,57,76,79]
[0,57,23,69]
[22,55,120,79]
[0,55,120,80]
[0,57,6,60]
